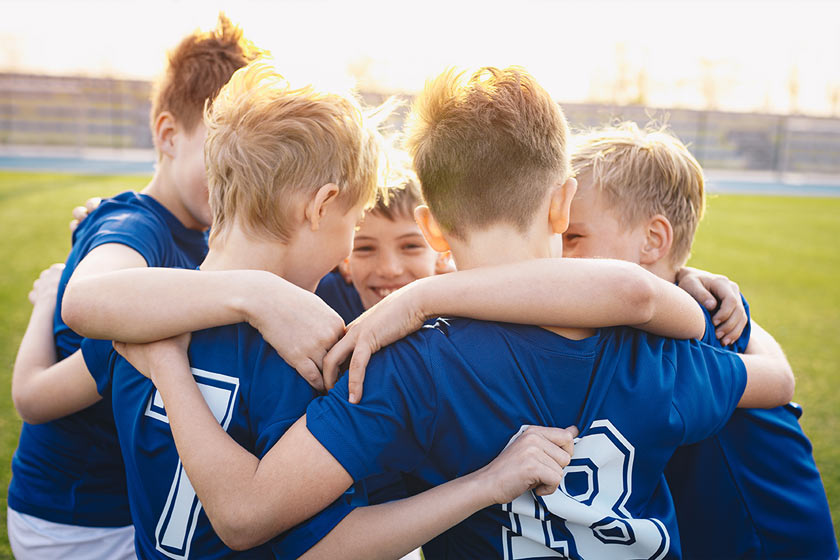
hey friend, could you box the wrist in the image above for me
[231,270,272,326]
[410,276,440,320]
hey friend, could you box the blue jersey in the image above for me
[307,319,747,559]
[665,299,838,559]
[8,191,207,527]
[86,323,358,559]
[315,270,364,325]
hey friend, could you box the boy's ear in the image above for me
[305,183,341,231]
[548,176,578,235]
[640,214,674,266]
[338,257,353,284]
[434,251,455,274]
[153,112,177,159]
[414,205,451,253]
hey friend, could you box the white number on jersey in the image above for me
[501,419,670,560]
[144,368,240,560]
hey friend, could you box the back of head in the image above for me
[205,62,383,244]
[371,149,424,222]
[405,67,570,239]
[150,13,264,135]
[571,122,705,267]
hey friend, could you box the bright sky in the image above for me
[3,0,840,116]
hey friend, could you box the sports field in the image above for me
[0,170,838,555]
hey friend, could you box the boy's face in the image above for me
[172,123,213,230]
[562,178,645,263]
[348,212,438,309]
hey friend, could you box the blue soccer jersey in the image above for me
[665,298,838,559]
[315,270,365,325]
[8,191,207,527]
[306,319,748,559]
[86,323,358,559]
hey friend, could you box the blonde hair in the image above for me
[571,122,706,267]
[205,62,383,244]
[371,148,423,221]
[151,13,264,135]
[405,67,570,239]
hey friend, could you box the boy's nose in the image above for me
[377,252,404,277]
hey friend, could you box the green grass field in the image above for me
[0,170,837,556]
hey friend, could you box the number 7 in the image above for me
[145,368,240,560]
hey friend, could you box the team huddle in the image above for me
[8,14,838,560]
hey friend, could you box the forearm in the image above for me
[303,474,489,560]
[411,258,704,338]
[737,322,795,408]
[12,302,59,418]
[63,268,277,341]
[151,363,343,549]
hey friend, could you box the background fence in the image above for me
[3,72,840,176]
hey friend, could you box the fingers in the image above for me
[322,333,355,390]
[69,219,79,232]
[85,197,102,213]
[716,306,748,346]
[295,359,326,393]
[72,205,89,222]
[347,343,372,404]
[681,275,717,310]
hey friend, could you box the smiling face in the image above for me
[562,177,646,263]
[348,211,439,309]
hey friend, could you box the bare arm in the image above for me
[12,264,101,423]
[302,425,576,560]
[737,320,795,408]
[64,264,344,390]
[114,338,577,553]
[323,257,705,401]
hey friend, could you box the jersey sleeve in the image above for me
[670,339,748,445]
[701,294,752,353]
[84,209,168,267]
[246,340,319,458]
[80,337,116,397]
[306,334,439,482]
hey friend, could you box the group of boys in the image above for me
[8,13,837,560]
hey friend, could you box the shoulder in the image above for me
[73,191,169,243]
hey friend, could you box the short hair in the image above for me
[371,150,423,221]
[571,122,706,267]
[405,67,570,239]
[205,62,383,244]
[150,13,264,135]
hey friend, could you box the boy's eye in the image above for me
[353,245,374,254]
[402,243,425,252]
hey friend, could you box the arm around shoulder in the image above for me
[736,321,794,408]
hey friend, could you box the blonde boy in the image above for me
[563,122,837,559]
[105,67,795,559]
[8,14,263,559]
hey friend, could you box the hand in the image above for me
[322,282,428,403]
[113,333,191,381]
[476,425,579,504]
[246,281,346,393]
[676,267,747,345]
[69,197,102,232]
[28,263,65,307]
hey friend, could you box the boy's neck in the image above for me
[200,226,312,290]
[448,226,595,340]
[643,260,678,284]
[141,168,206,232]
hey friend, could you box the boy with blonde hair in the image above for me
[8,14,266,559]
[46,61,583,558]
[107,66,794,559]
[563,122,837,559]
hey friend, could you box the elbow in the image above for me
[778,367,796,405]
[12,385,48,425]
[61,281,90,336]
[209,507,276,551]
[626,267,658,325]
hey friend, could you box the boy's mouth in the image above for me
[371,285,404,299]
